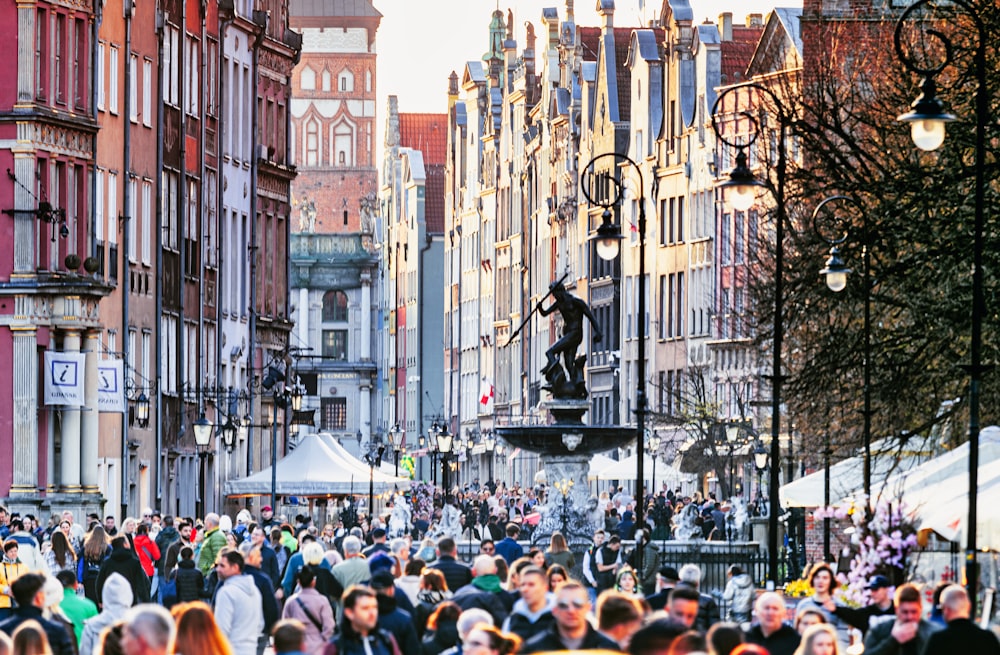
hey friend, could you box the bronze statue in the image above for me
[537,281,602,399]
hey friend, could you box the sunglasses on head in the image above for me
[556,599,588,610]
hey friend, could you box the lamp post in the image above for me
[484,431,496,486]
[648,430,661,500]
[427,422,439,487]
[193,413,213,518]
[388,424,403,477]
[895,1,986,607]
[436,423,454,492]
[753,441,769,515]
[581,151,647,575]
[813,195,874,510]
[712,83,792,587]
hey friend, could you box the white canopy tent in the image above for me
[224,434,408,497]
[596,453,688,488]
[779,435,937,507]
[316,433,411,486]
[918,467,1000,551]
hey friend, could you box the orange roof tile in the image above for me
[398,113,448,167]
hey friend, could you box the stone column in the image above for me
[360,271,371,361]
[81,330,101,491]
[298,287,309,346]
[59,330,83,492]
[15,2,34,106]
[359,377,372,444]
[12,153,36,274]
[10,326,39,493]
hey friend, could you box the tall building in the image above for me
[0,0,297,519]
[288,0,381,462]
[0,0,112,519]
[380,98,447,482]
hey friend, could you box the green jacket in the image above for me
[196,528,228,576]
[60,587,98,643]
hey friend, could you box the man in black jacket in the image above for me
[522,581,618,653]
[864,583,939,655]
[427,537,472,593]
[244,545,280,655]
[370,570,420,655]
[924,585,1000,655]
[0,573,75,655]
[97,536,150,606]
[831,574,896,635]
[745,591,801,655]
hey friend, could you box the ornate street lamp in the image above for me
[582,151,648,576]
[895,0,988,606]
[135,392,150,429]
[713,82,793,587]
[436,423,454,491]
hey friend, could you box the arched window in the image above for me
[322,289,349,321]
[321,69,331,92]
[334,122,353,166]
[304,119,319,166]
[300,66,316,90]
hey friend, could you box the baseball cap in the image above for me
[658,566,679,581]
[261,506,273,512]
[372,528,386,539]
[368,552,394,574]
[866,575,892,590]
[370,569,395,590]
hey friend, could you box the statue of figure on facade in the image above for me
[537,281,602,399]
[388,494,411,539]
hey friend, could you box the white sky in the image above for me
[374,0,795,115]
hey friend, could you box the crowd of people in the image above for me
[0,498,996,655]
[421,480,753,543]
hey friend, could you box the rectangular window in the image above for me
[321,398,347,431]
[734,211,745,264]
[186,35,199,116]
[676,272,685,337]
[206,39,218,116]
[659,199,667,246]
[141,331,151,383]
[668,197,675,244]
[129,53,138,122]
[322,330,348,360]
[667,273,675,339]
[127,177,137,262]
[163,26,179,106]
[95,169,105,241]
[160,316,176,394]
[54,14,65,104]
[109,45,119,114]
[127,328,137,387]
[721,212,731,265]
[96,41,104,110]
[658,274,667,339]
[676,196,684,242]
[35,9,47,100]
[142,59,152,126]
[107,172,118,245]
[161,170,178,250]
[73,18,86,108]
[140,179,152,264]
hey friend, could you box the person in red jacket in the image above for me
[133,523,161,587]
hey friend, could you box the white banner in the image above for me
[97,359,126,413]
[44,351,86,406]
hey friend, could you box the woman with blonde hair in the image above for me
[11,621,51,655]
[543,532,575,569]
[170,601,234,655]
[793,624,840,655]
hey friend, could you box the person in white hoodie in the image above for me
[722,564,755,625]
[80,573,134,655]
[213,549,264,654]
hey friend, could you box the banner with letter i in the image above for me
[97,359,126,413]
[44,351,87,406]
